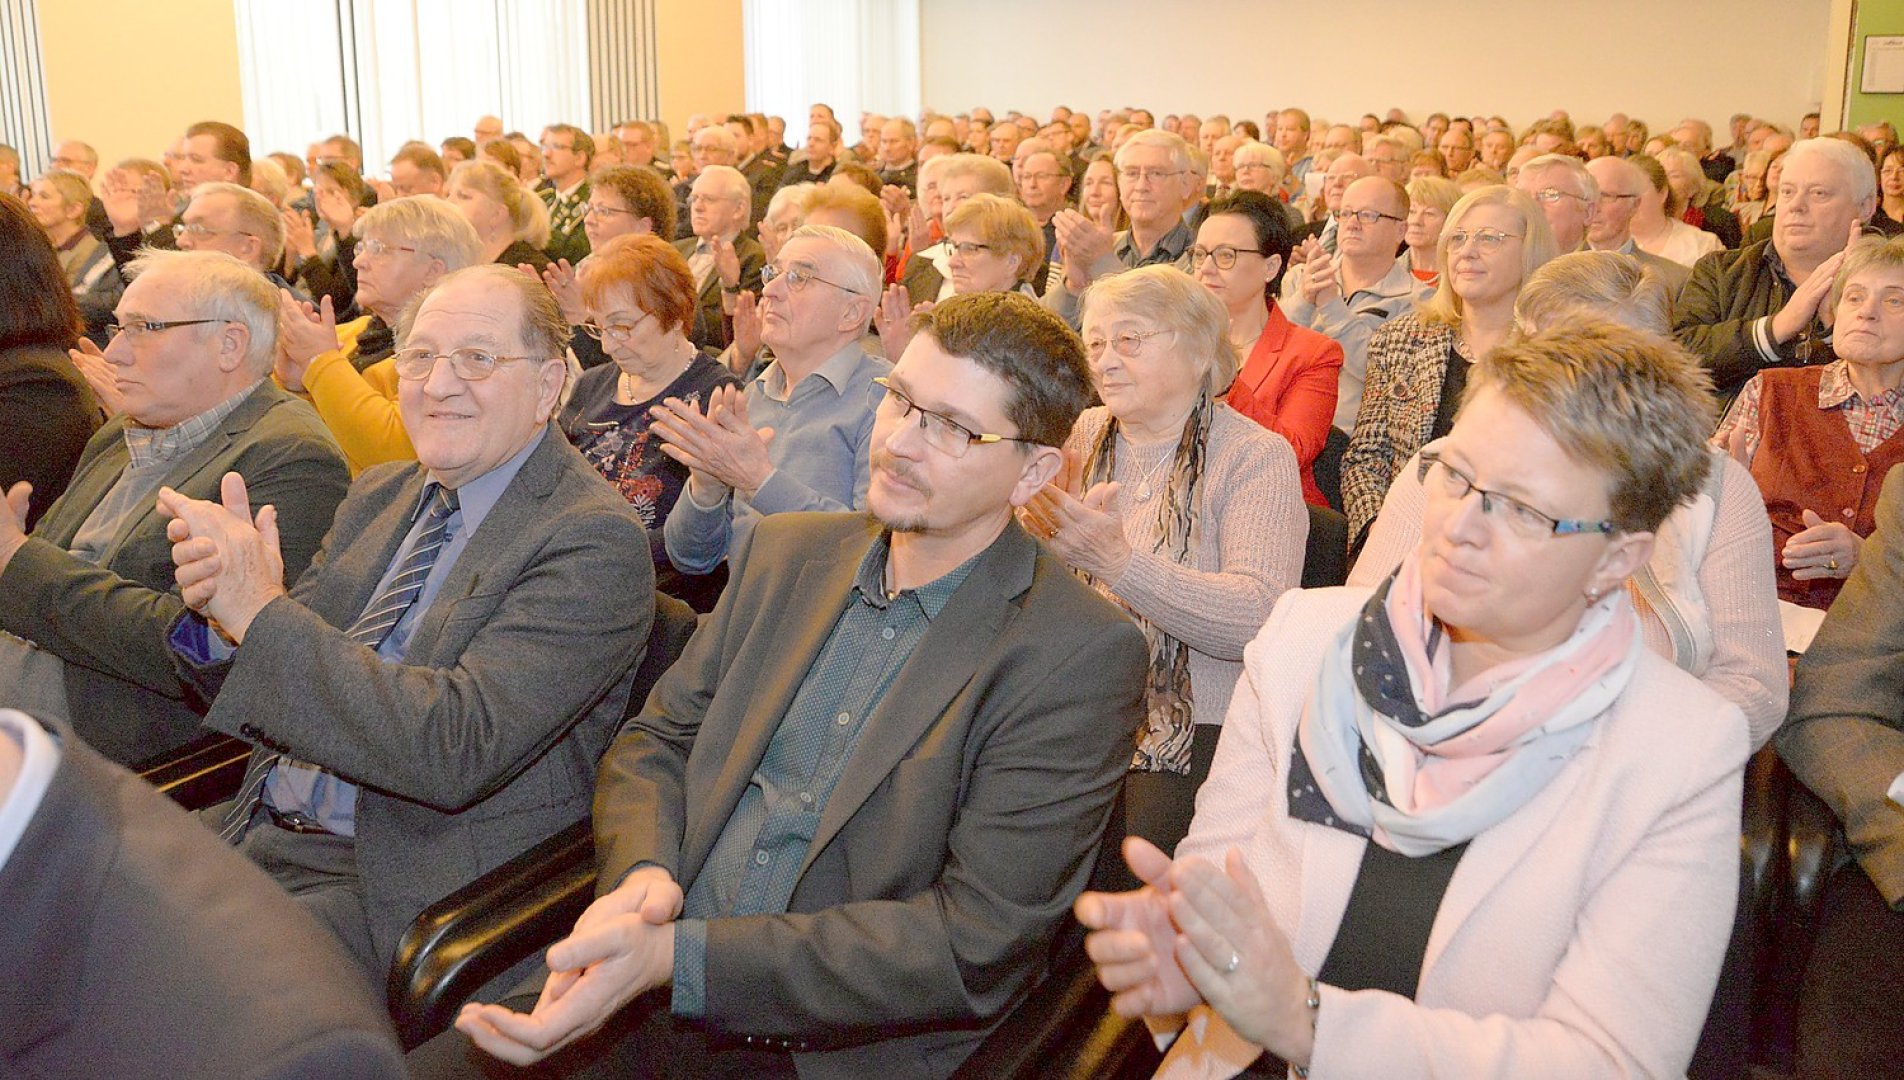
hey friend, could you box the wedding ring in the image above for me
[1223,951,1241,974]
[1829,558,1840,571]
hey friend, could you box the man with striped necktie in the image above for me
[160,263,654,984]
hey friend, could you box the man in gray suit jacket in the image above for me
[162,264,654,981]
[0,249,348,765]
[0,709,406,1079]
[446,291,1148,1079]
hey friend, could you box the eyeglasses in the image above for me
[106,317,230,341]
[1190,245,1267,270]
[1016,171,1065,183]
[1444,228,1523,253]
[1082,328,1172,358]
[1332,208,1406,227]
[873,377,1035,458]
[946,240,996,257]
[688,194,740,207]
[761,261,864,296]
[1118,167,1184,185]
[358,237,421,257]
[580,310,655,342]
[1418,451,1615,540]
[391,347,551,381]
[584,202,636,218]
[1596,192,1640,204]
[172,222,255,241]
[1529,187,1589,206]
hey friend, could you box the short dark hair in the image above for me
[0,193,81,350]
[544,123,595,164]
[392,143,446,179]
[441,136,476,159]
[1203,189,1294,294]
[591,165,678,241]
[725,113,756,135]
[186,120,251,184]
[910,291,1092,448]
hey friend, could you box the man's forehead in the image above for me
[1341,179,1399,211]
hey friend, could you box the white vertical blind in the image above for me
[743,0,919,128]
[0,0,55,178]
[235,0,595,174]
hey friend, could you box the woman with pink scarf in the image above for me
[1076,324,1750,1078]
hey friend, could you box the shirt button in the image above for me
[881,627,896,641]
[754,850,769,865]
[836,712,851,725]
[1852,463,1867,473]
[1843,508,1856,519]
[799,791,814,804]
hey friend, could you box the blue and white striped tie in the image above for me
[219,485,460,842]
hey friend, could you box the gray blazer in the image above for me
[0,383,348,765]
[1782,464,1904,906]
[594,512,1148,1079]
[177,425,654,966]
[0,715,406,1079]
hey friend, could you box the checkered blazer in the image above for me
[1339,312,1459,543]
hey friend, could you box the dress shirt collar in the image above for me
[1817,359,1904,411]
[849,530,983,618]
[0,709,62,873]
[758,341,866,400]
[123,379,264,469]
[417,425,546,532]
[1116,220,1194,266]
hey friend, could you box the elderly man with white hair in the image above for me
[1674,137,1878,400]
[675,164,763,351]
[1584,155,1693,296]
[1043,129,1198,326]
[0,250,348,765]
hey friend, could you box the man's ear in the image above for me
[217,321,251,373]
[1008,444,1064,507]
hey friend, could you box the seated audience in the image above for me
[0,194,100,529]
[1015,145,1073,293]
[538,124,594,265]
[778,118,842,187]
[431,291,1146,1079]
[1401,175,1460,287]
[161,263,652,984]
[878,193,1044,359]
[731,114,785,224]
[1045,130,1198,326]
[283,160,374,310]
[1660,146,1742,250]
[0,250,347,765]
[561,233,738,608]
[1675,137,1875,401]
[675,164,764,351]
[1196,191,1341,506]
[27,170,121,344]
[1078,323,1747,1078]
[875,115,918,191]
[1584,155,1694,295]
[544,163,680,370]
[1515,152,1598,253]
[440,136,475,169]
[1342,186,1556,544]
[1731,148,1776,233]
[1713,234,1904,612]
[445,159,552,273]
[1630,154,1725,267]
[1284,176,1420,432]
[275,195,484,473]
[902,153,1017,304]
[1777,468,1904,1079]
[1294,153,1374,249]
[1354,251,1786,746]
[1230,141,1296,222]
[389,143,447,198]
[1881,145,1904,232]
[656,225,888,575]
[0,708,407,1079]
[100,120,250,273]
[1022,265,1303,852]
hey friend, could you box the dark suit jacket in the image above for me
[0,714,406,1079]
[0,384,348,765]
[176,426,654,967]
[741,155,786,225]
[1781,466,1904,906]
[0,344,100,529]
[593,512,1148,1079]
[673,235,765,351]
[1673,238,1831,402]
[901,246,946,306]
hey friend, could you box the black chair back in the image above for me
[1302,504,1349,589]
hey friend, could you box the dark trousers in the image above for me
[408,987,798,1080]
[1794,863,1904,1079]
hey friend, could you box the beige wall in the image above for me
[654,0,744,141]
[36,0,245,175]
[921,0,1832,135]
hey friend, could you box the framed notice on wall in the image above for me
[1863,35,1904,94]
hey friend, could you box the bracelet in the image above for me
[1292,977,1321,1078]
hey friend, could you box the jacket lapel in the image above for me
[796,522,1039,877]
[99,387,284,559]
[34,423,131,548]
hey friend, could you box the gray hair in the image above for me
[125,249,279,375]
[1783,137,1879,209]
[1521,153,1599,202]
[358,195,483,271]
[1829,234,1904,311]
[398,263,571,369]
[1114,129,1193,173]
[936,153,1015,196]
[1081,265,1239,396]
[191,181,287,269]
[1515,252,1671,337]
[786,223,880,300]
[692,163,752,206]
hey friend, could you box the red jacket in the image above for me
[1226,302,1344,506]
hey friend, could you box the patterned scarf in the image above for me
[1080,393,1213,774]
[1288,552,1642,855]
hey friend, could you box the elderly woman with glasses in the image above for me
[1354,251,1787,747]
[558,234,737,608]
[1194,191,1341,506]
[1020,265,1304,854]
[531,164,681,372]
[876,193,1046,360]
[1341,186,1557,547]
[1078,324,1749,1079]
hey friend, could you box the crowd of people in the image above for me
[0,95,1901,1079]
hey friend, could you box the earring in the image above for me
[1584,586,1604,604]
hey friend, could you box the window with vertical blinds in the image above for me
[0,0,54,179]
[743,0,920,131]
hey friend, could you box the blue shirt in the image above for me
[176,430,545,836]
[669,534,980,1017]
[662,343,888,575]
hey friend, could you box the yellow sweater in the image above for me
[288,315,415,474]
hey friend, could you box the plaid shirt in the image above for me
[1716,359,1904,463]
[123,381,263,468]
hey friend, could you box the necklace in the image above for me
[1122,438,1177,504]
[618,340,696,403]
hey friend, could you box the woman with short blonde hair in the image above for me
[446,159,552,270]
